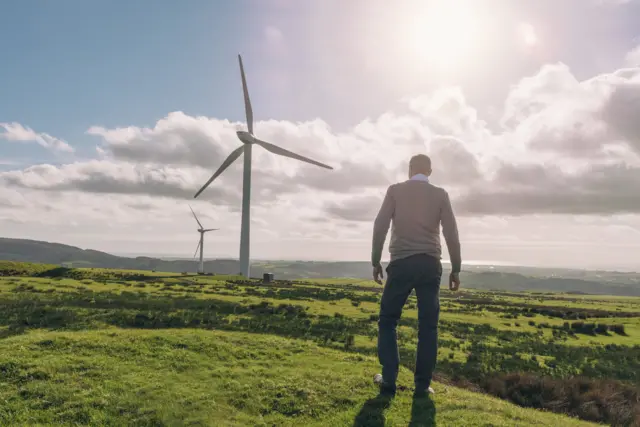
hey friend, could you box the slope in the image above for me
[0,328,597,427]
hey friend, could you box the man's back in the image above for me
[371,154,462,397]
[372,179,461,274]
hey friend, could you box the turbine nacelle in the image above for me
[236,130,255,145]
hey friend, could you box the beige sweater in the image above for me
[371,179,461,273]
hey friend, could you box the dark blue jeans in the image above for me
[377,254,442,391]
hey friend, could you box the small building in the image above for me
[61,262,73,268]
[263,273,274,283]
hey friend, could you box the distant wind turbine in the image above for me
[193,54,333,277]
[189,205,218,275]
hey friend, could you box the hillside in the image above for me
[0,329,597,427]
[1,263,639,425]
[1,237,640,296]
[0,237,241,274]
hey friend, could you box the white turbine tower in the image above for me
[189,205,218,275]
[193,54,333,278]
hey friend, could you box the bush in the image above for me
[344,334,356,350]
[571,321,584,330]
[610,324,627,336]
[482,373,640,426]
[594,324,609,335]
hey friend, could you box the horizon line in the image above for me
[113,252,640,274]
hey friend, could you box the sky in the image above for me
[2,0,640,271]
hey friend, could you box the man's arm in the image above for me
[371,185,395,267]
[441,190,461,274]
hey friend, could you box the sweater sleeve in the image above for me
[440,190,461,273]
[371,185,394,267]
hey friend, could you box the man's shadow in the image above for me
[409,395,436,427]
[352,394,436,427]
[353,394,393,427]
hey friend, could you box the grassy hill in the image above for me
[2,237,640,296]
[1,262,639,425]
[0,329,596,427]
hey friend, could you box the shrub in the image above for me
[344,334,356,350]
[610,324,627,336]
[482,373,640,427]
[594,324,609,335]
[571,321,584,330]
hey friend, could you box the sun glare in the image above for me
[412,1,482,70]
[519,22,538,47]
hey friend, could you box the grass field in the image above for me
[1,262,639,426]
[0,329,596,427]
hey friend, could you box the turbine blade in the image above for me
[238,54,253,134]
[194,145,244,198]
[203,228,219,232]
[193,240,201,259]
[189,205,203,229]
[254,138,333,170]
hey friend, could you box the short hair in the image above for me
[409,154,431,172]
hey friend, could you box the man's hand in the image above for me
[373,264,384,284]
[449,272,461,291]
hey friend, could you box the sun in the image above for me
[411,1,482,70]
[518,22,538,47]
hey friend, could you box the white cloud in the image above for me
[625,45,640,67]
[3,61,640,268]
[264,26,285,47]
[262,25,288,61]
[0,122,74,153]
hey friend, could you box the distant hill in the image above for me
[1,237,639,296]
[0,237,241,274]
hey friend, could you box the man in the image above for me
[371,153,461,398]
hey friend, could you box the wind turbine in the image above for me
[189,205,218,275]
[194,54,333,278]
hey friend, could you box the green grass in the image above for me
[73,267,186,277]
[0,328,596,427]
[1,263,639,425]
[2,274,639,367]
